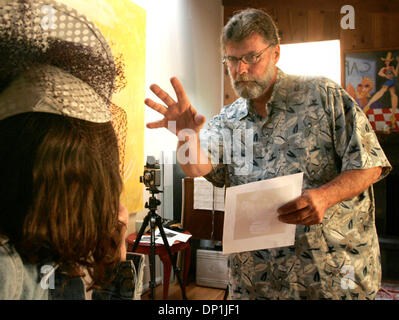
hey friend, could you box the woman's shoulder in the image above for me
[0,235,19,299]
[0,236,50,299]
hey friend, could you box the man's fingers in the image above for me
[300,215,315,225]
[149,84,176,107]
[144,98,168,116]
[277,212,300,225]
[278,196,309,215]
[170,77,190,108]
[278,213,312,225]
[194,113,206,127]
[145,98,169,115]
[146,118,167,129]
[190,107,206,127]
[278,206,311,223]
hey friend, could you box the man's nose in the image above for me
[236,60,249,75]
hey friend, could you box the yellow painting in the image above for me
[58,0,146,213]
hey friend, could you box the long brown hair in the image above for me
[0,112,123,288]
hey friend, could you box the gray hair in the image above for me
[221,8,280,49]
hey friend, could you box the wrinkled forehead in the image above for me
[224,32,269,57]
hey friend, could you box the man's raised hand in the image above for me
[144,77,206,136]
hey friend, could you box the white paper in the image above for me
[139,227,192,246]
[193,177,225,211]
[222,172,303,255]
[214,186,225,211]
[193,177,213,210]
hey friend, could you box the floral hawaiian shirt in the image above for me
[199,68,391,300]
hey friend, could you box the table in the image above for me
[126,232,191,300]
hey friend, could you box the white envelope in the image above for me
[222,172,303,254]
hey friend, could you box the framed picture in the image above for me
[344,48,399,133]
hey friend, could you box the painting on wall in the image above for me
[344,48,399,133]
[58,0,146,213]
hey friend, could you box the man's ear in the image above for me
[273,44,280,64]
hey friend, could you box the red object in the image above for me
[126,232,191,300]
[366,108,399,132]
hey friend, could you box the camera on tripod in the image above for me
[133,156,187,299]
[140,156,161,189]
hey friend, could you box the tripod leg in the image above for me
[149,216,157,299]
[223,285,229,300]
[130,213,151,253]
[129,212,157,300]
[155,218,188,300]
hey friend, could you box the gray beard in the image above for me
[230,63,275,99]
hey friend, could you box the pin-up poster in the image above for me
[345,49,399,133]
[58,0,146,213]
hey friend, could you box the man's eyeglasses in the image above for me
[223,43,274,66]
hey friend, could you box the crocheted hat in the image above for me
[0,0,127,172]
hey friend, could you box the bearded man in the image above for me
[144,8,391,300]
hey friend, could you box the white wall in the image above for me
[143,0,224,159]
[128,0,223,221]
[129,0,223,291]
[277,40,341,84]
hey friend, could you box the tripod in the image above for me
[130,186,187,300]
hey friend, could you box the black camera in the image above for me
[140,156,161,188]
